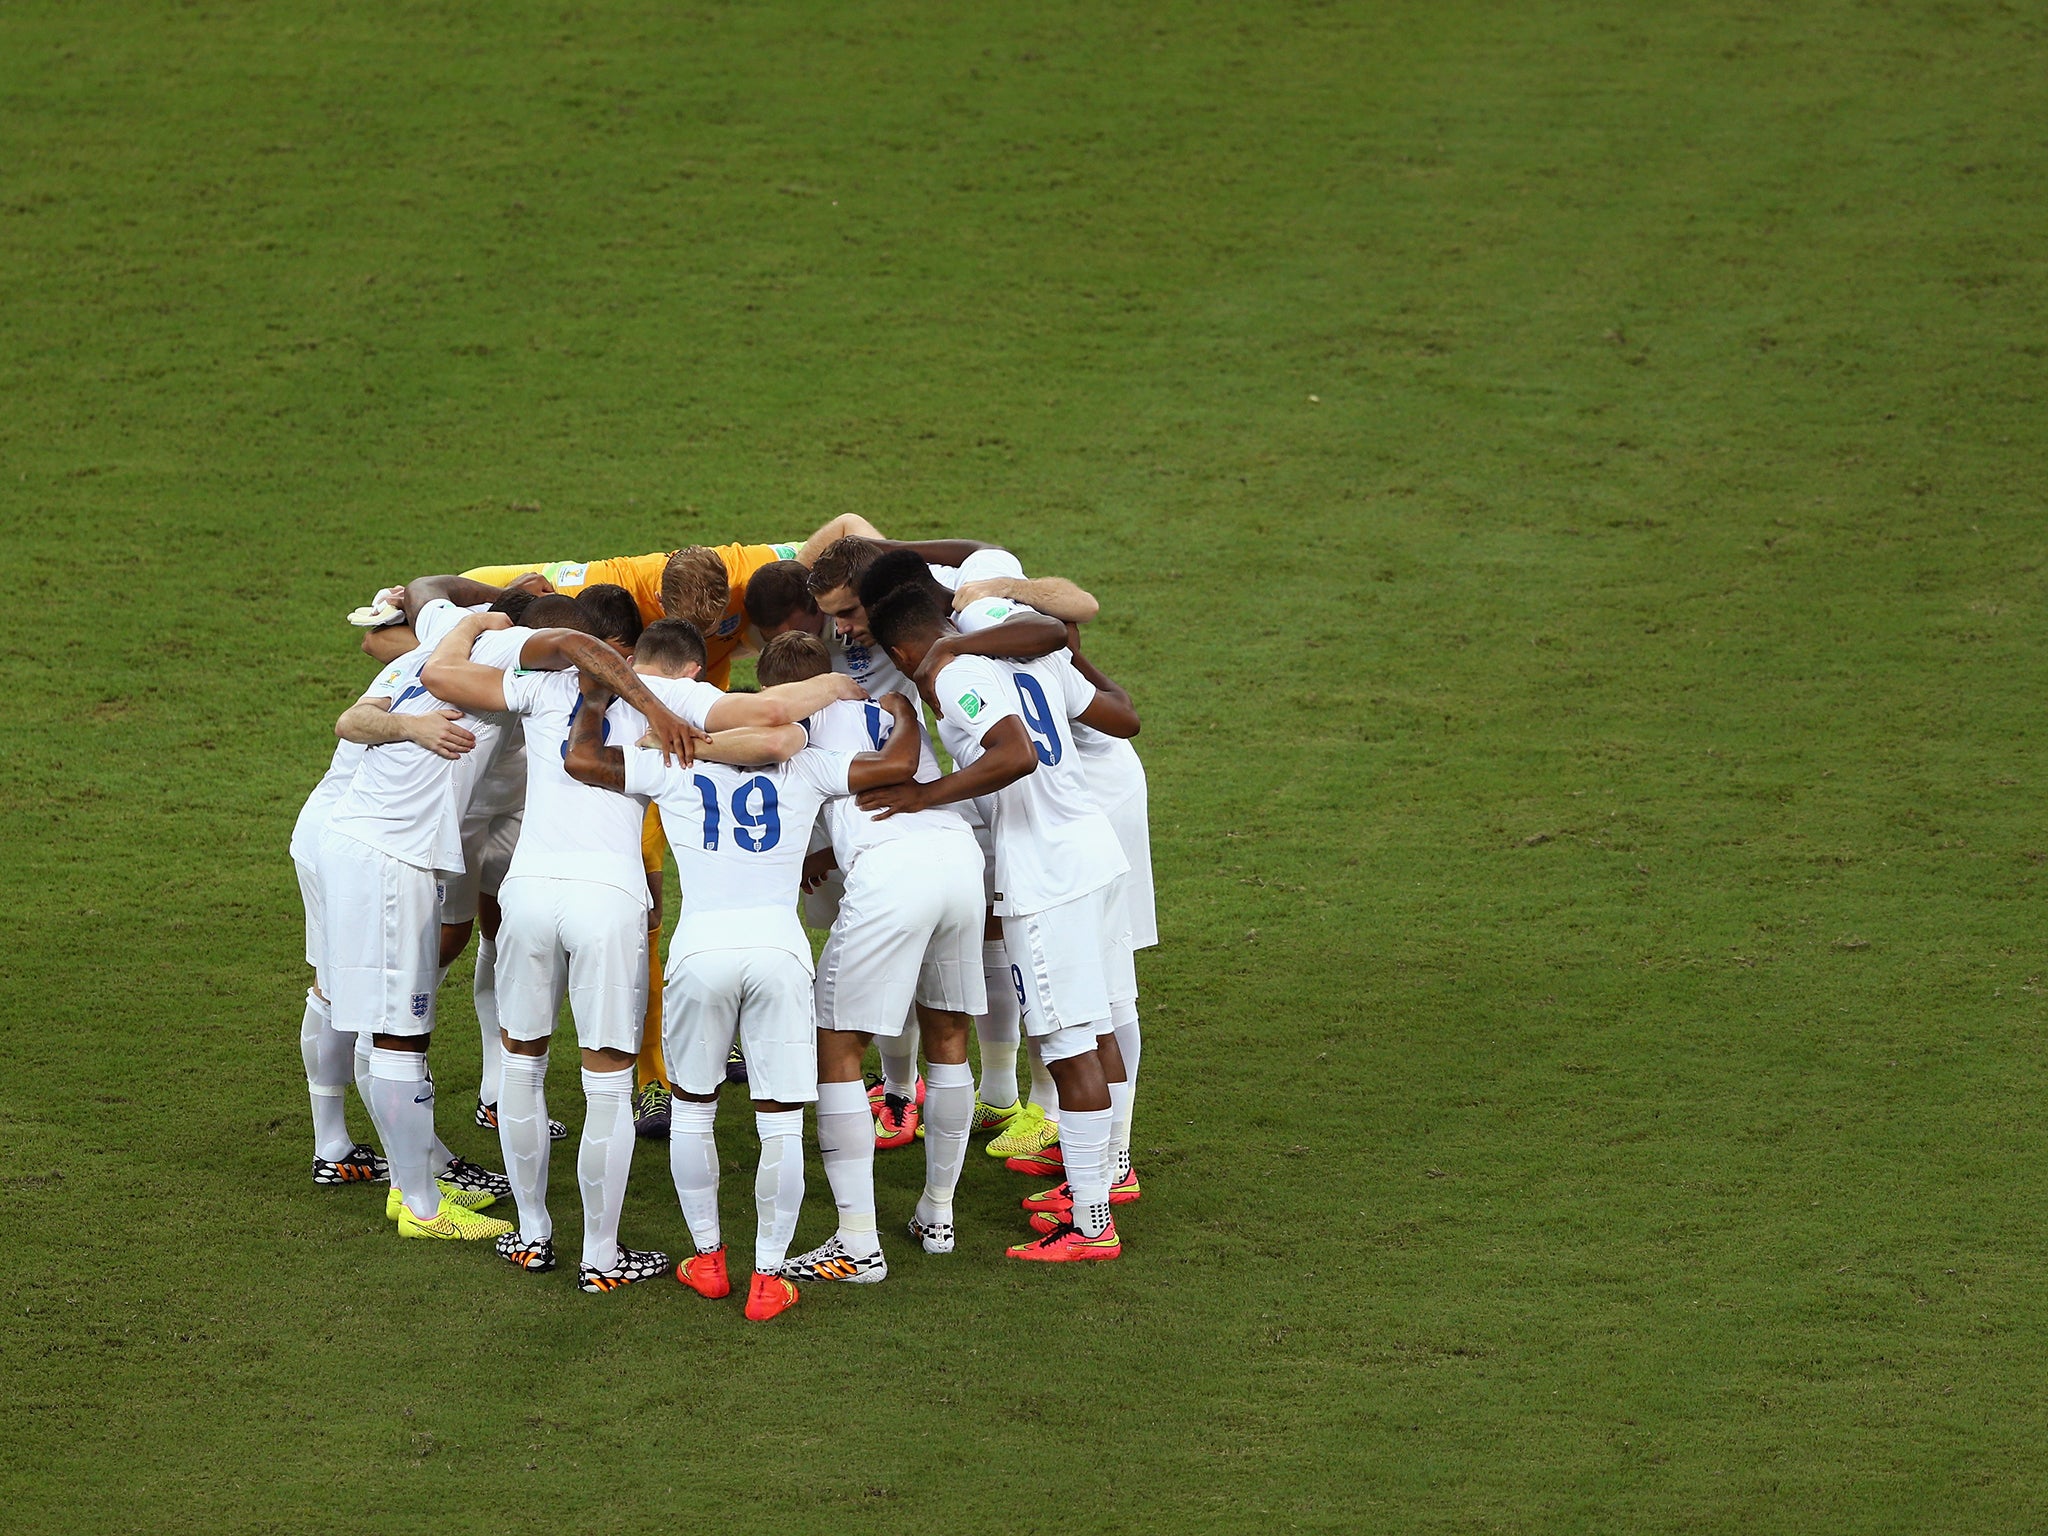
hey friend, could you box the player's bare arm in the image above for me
[795,513,884,566]
[563,678,629,792]
[858,714,1037,820]
[418,611,517,713]
[870,537,994,567]
[690,724,808,767]
[843,692,922,792]
[702,668,866,730]
[495,628,702,766]
[1067,644,1140,737]
[914,610,1069,692]
[333,695,476,759]
[952,574,1099,624]
[401,574,516,625]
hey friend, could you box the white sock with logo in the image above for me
[300,990,355,1161]
[918,1061,974,1227]
[816,1079,879,1257]
[578,1065,636,1271]
[498,1051,552,1243]
[1107,1076,1136,1184]
[1111,998,1140,1177]
[1059,1106,1113,1237]
[668,1098,722,1254]
[474,936,503,1108]
[753,1109,806,1273]
[975,942,1021,1108]
[369,1047,440,1221]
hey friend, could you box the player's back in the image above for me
[624,744,854,965]
[804,697,960,870]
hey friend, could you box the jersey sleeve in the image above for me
[934,656,1018,748]
[364,658,411,702]
[1048,650,1100,718]
[789,746,855,799]
[467,626,531,672]
[956,548,1027,585]
[621,746,672,801]
[953,596,1028,636]
[411,599,475,652]
[500,667,551,716]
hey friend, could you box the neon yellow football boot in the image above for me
[396,1197,516,1241]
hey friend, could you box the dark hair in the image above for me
[805,535,882,599]
[489,590,537,624]
[523,593,594,633]
[743,560,819,632]
[635,618,707,674]
[755,631,833,688]
[857,548,946,615]
[866,584,948,653]
[576,583,644,649]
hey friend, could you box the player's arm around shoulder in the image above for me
[694,723,807,768]
[419,612,515,713]
[703,669,865,730]
[1068,640,1140,739]
[563,675,631,793]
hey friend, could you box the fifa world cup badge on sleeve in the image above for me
[958,690,984,720]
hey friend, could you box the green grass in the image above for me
[3,1,2046,1529]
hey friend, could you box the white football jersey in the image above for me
[625,744,855,968]
[933,652,1126,916]
[290,661,400,865]
[323,646,506,872]
[803,696,966,871]
[494,669,647,905]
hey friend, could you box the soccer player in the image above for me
[862,584,1140,1261]
[858,548,1151,1197]
[290,675,455,1187]
[423,613,863,1289]
[750,633,989,1281]
[320,609,525,1242]
[563,648,917,1320]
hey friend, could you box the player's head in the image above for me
[866,584,949,678]
[489,589,538,625]
[858,548,948,616]
[805,535,884,645]
[522,593,591,632]
[755,630,833,689]
[634,619,707,680]
[743,560,824,640]
[576,582,644,655]
[661,547,730,633]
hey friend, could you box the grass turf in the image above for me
[3,1,2045,1530]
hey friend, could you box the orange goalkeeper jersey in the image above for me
[464,540,798,687]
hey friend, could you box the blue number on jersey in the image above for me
[862,702,889,751]
[690,774,781,854]
[732,775,781,852]
[1013,673,1063,766]
[559,695,612,761]
[690,774,722,849]
[393,682,431,710]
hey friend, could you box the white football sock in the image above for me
[1107,1076,1136,1183]
[668,1098,722,1254]
[369,1047,440,1221]
[816,1078,879,1257]
[1028,1039,1061,1124]
[753,1109,805,1273]
[918,1061,974,1226]
[1111,998,1141,1172]
[353,1033,387,1147]
[578,1065,636,1271]
[474,936,503,1108]
[498,1051,552,1243]
[300,989,355,1161]
[975,942,1021,1108]
[1059,1106,1113,1237]
[880,1016,920,1100]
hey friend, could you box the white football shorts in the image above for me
[665,948,817,1103]
[294,857,325,983]
[317,830,441,1037]
[814,830,987,1037]
[1104,782,1157,951]
[1001,884,1119,1040]
[494,876,649,1054]
[440,811,520,926]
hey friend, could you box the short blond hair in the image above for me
[661,547,730,631]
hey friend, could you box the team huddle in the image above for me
[290,517,1154,1320]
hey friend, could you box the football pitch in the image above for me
[3,1,2044,1529]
